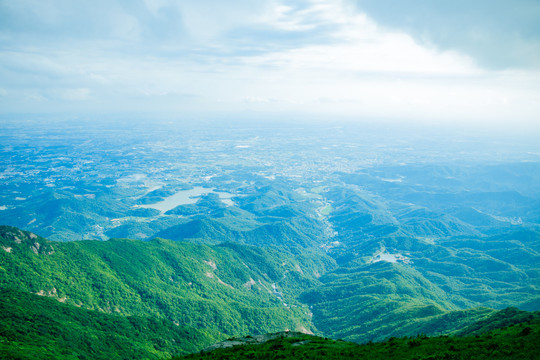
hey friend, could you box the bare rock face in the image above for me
[202,331,307,352]
[0,226,54,255]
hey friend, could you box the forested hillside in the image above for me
[176,315,540,360]
[0,226,335,354]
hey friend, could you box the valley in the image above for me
[1,118,539,358]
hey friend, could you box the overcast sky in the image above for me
[1,0,539,129]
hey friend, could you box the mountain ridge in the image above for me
[2,224,539,358]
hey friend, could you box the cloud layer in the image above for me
[0,0,539,129]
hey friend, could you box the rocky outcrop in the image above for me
[202,331,307,352]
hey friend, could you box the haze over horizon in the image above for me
[1,0,539,131]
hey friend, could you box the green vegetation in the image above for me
[2,223,539,359]
[0,225,336,355]
[2,158,540,358]
[299,260,505,342]
[2,117,540,359]
[177,317,540,360]
[0,288,211,360]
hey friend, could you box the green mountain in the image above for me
[2,223,540,359]
[0,225,336,354]
[299,227,540,342]
[0,288,211,360]
[1,161,540,358]
[175,312,540,360]
[153,209,327,252]
[2,280,538,360]
[2,121,540,359]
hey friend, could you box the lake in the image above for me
[139,186,235,213]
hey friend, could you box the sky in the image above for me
[1,0,539,129]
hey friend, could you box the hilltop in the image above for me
[177,317,540,360]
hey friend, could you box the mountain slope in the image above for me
[2,222,539,354]
[0,226,336,345]
[0,288,211,360]
[175,312,540,360]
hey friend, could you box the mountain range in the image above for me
[1,121,539,358]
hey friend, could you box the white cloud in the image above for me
[264,4,318,31]
[0,0,538,131]
[262,0,351,31]
[53,88,91,101]
[143,0,173,16]
[249,0,478,75]
[167,1,268,42]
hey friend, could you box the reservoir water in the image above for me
[139,186,235,213]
